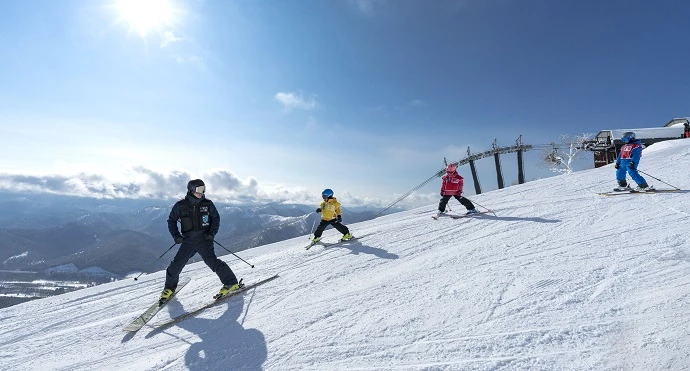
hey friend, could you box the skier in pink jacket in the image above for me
[437,163,477,217]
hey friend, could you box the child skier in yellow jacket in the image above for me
[312,188,353,243]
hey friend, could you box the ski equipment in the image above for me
[187,179,205,194]
[621,131,636,144]
[123,276,191,332]
[159,288,174,305]
[322,188,334,198]
[155,274,279,328]
[213,281,245,300]
[432,210,492,219]
[596,187,683,196]
[305,236,358,250]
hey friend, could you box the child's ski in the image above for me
[305,236,358,250]
[597,188,680,196]
[432,210,493,219]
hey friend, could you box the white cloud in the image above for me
[0,167,317,205]
[275,91,319,112]
[160,30,184,47]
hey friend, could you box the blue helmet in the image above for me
[321,188,334,199]
[621,131,636,144]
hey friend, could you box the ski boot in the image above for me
[159,288,174,306]
[614,180,631,192]
[214,280,244,300]
[634,184,653,192]
[465,209,478,215]
[341,233,354,242]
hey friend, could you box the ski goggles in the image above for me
[192,185,206,194]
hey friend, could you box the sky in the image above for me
[1,138,689,370]
[1,0,689,207]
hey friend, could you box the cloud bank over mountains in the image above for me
[0,166,437,208]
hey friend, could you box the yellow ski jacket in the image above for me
[319,197,342,221]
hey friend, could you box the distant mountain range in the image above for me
[0,192,397,278]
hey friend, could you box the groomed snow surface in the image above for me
[2,139,690,371]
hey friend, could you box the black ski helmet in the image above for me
[187,179,205,193]
[322,188,334,198]
[621,131,636,144]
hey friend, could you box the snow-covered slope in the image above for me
[2,139,690,371]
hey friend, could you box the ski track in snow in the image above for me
[2,140,690,370]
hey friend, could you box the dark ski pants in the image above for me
[438,195,475,212]
[164,239,237,290]
[314,219,349,238]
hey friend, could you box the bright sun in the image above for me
[114,0,176,37]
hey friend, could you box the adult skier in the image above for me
[614,132,649,191]
[436,163,478,217]
[160,179,241,304]
[312,188,353,244]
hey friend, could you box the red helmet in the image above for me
[446,163,457,172]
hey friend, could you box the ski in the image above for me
[123,276,191,332]
[432,210,492,219]
[305,236,358,250]
[305,240,323,250]
[154,274,279,328]
[597,189,681,196]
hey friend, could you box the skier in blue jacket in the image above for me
[614,132,649,191]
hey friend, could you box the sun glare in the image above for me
[114,0,176,37]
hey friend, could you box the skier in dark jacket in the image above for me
[160,179,240,303]
[614,132,649,191]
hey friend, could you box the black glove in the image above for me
[628,162,635,169]
[174,234,184,244]
[336,215,342,223]
[614,162,620,169]
[205,234,215,241]
[316,208,321,213]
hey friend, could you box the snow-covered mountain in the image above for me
[0,200,386,277]
[2,139,690,370]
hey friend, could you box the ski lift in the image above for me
[546,145,562,165]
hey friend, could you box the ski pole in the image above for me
[134,242,177,281]
[309,217,317,240]
[637,169,680,190]
[214,240,255,268]
[468,198,496,216]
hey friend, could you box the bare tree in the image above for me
[539,133,593,174]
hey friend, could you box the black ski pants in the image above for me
[314,219,349,238]
[438,195,475,212]
[164,239,237,290]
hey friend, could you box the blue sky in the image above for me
[1,0,688,207]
